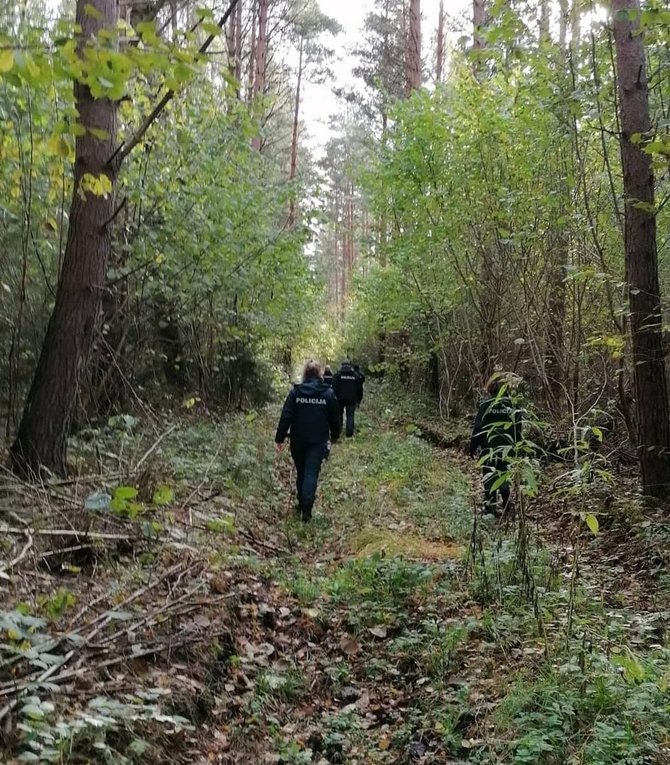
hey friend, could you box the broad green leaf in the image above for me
[152,485,174,506]
[114,485,138,500]
[0,49,14,73]
[584,514,599,535]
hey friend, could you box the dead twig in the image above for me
[134,423,178,472]
[0,526,133,541]
[0,530,33,578]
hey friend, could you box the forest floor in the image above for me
[2,385,670,764]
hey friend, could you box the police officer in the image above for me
[323,365,334,387]
[333,360,363,438]
[470,374,522,517]
[275,360,341,522]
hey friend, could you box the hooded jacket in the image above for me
[275,378,341,445]
[470,395,522,458]
[333,362,363,405]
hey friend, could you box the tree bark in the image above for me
[436,0,444,83]
[612,0,670,497]
[473,0,487,49]
[234,0,243,93]
[251,0,268,151]
[10,0,118,477]
[559,0,568,50]
[288,36,304,227]
[539,0,550,43]
[406,0,421,93]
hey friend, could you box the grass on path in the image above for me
[3,384,670,764]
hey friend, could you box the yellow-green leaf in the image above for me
[585,513,599,535]
[46,134,71,158]
[152,485,174,506]
[0,49,14,73]
[83,3,104,19]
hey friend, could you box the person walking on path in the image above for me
[333,360,363,438]
[469,374,522,517]
[275,360,341,522]
[323,365,334,387]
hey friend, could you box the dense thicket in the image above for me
[0,0,335,471]
[326,1,670,451]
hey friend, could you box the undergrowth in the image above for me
[2,383,670,764]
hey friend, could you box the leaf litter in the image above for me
[1,396,670,763]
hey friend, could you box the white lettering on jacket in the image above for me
[296,397,327,405]
[341,375,356,381]
[487,406,513,416]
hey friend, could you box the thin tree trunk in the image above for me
[571,0,581,46]
[288,36,304,227]
[559,0,568,50]
[539,0,550,43]
[234,0,243,94]
[473,0,486,49]
[251,0,268,151]
[612,0,670,498]
[226,4,236,80]
[248,7,256,103]
[406,0,421,93]
[436,0,444,83]
[11,0,118,477]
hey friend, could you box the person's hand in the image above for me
[274,442,285,454]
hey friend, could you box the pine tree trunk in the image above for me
[10,0,118,477]
[612,0,670,497]
[473,0,487,49]
[406,0,421,93]
[288,37,304,227]
[234,0,243,93]
[251,0,268,151]
[558,0,568,49]
[436,0,444,83]
[539,0,550,42]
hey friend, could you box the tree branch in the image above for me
[109,0,241,169]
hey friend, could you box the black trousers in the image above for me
[339,401,356,437]
[290,441,326,520]
[482,458,511,515]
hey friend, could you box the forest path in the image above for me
[198,387,485,763]
[3,387,670,764]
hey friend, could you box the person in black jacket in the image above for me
[323,365,334,387]
[333,360,363,437]
[275,360,341,521]
[470,374,522,517]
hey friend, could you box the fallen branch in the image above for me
[238,528,289,555]
[134,423,178,471]
[0,526,133,541]
[0,530,33,578]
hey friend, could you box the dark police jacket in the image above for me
[333,363,363,405]
[323,371,334,387]
[470,395,522,459]
[275,379,341,445]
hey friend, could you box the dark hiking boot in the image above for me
[482,505,502,519]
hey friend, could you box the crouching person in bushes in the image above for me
[470,374,523,518]
[274,360,341,522]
